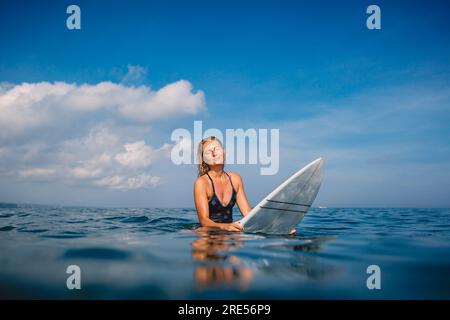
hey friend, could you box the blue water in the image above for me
[0,206,449,299]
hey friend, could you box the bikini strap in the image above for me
[205,172,215,193]
[224,172,236,193]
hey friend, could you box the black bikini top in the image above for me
[206,172,236,223]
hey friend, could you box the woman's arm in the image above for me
[230,173,252,217]
[194,177,242,231]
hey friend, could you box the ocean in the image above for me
[0,206,449,299]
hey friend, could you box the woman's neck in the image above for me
[208,165,225,178]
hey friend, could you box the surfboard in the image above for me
[238,158,323,234]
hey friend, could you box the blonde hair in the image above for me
[197,136,223,177]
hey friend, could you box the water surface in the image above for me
[0,206,449,299]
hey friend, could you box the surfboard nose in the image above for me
[314,157,324,165]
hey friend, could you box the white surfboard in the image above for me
[238,158,323,234]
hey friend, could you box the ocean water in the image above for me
[0,206,449,299]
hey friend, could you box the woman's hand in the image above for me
[220,222,244,232]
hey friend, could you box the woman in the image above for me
[193,136,251,232]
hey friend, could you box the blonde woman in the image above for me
[194,136,252,232]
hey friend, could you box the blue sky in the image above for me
[0,0,449,207]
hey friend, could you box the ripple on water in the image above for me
[150,217,191,224]
[121,216,149,223]
[41,231,87,239]
[63,247,131,260]
[104,226,120,230]
[0,225,15,231]
[66,220,89,224]
[104,216,123,221]
[18,228,48,233]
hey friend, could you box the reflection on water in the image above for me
[192,228,254,290]
[191,228,337,290]
[0,206,449,299]
[257,236,338,281]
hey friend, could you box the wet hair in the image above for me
[196,136,223,177]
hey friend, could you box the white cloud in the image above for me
[11,130,172,190]
[94,174,160,190]
[19,167,56,177]
[121,64,148,85]
[70,153,111,179]
[114,140,172,169]
[0,75,203,191]
[115,140,154,168]
[18,167,57,180]
[0,79,205,139]
[117,80,205,120]
[59,128,172,189]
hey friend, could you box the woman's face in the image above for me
[203,140,224,165]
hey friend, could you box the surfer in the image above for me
[194,136,251,232]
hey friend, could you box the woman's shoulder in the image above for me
[194,174,209,187]
[227,171,242,179]
[227,172,243,185]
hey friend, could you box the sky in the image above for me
[0,0,449,208]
